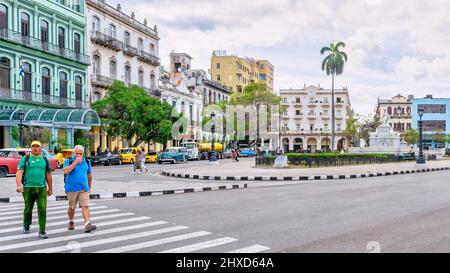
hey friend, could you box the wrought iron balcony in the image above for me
[123,44,138,57]
[143,87,162,98]
[0,87,89,109]
[138,50,160,65]
[90,74,116,88]
[0,29,90,65]
[90,31,124,51]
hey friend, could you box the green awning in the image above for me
[0,109,101,130]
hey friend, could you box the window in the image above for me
[419,104,446,114]
[93,91,101,101]
[73,0,81,12]
[259,63,264,69]
[59,71,68,100]
[138,38,143,52]
[296,110,301,116]
[124,65,131,84]
[337,124,341,131]
[93,54,100,74]
[324,109,328,114]
[109,60,116,79]
[75,76,82,101]
[150,43,155,53]
[58,27,65,49]
[296,97,301,103]
[150,72,155,88]
[216,75,221,81]
[0,4,8,30]
[41,67,51,99]
[309,110,314,114]
[216,63,220,69]
[0,57,11,90]
[259,74,266,80]
[283,97,288,103]
[21,13,30,37]
[189,104,193,126]
[138,69,144,86]
[422,120,446,132]
[124,31,130,46]
[387,107,392,115]
[310,124,314,131]
[22,63,32,93]
[74,33,81,54]
[108,24,116,38]
[296,124,301,131]
[172,100,177,108]
[336,97,342,103]
[92,16,100,32]
[40,20,49,44]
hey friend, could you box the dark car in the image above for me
[91,152,122,166]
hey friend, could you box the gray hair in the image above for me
[74,145,84,153]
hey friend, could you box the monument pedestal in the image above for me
[273,156,288,169]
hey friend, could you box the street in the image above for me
[1,170,450,252]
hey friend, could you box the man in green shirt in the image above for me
[15,141,53,239]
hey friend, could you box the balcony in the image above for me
[294,115,302,120]
[281,101,289,106]
[307,114,317,120]
[91,74,116,88]
[294,102,302,107]
[138,50,160,65]
[0,87,89,109]
[143,87,162,98]
[307,102,317,107]
[281,114,289,120]
[321,102,330,107]
[321,115,330,120]
[90,31,124,51]
[335,102,344,107]
[1,29,90,65]
[123,44,138,57]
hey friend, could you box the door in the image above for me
[41,68,51,103]
[41,20,48,50]
[0,57,10,95]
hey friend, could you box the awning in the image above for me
[0,109,101,130]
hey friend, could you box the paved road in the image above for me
[1,170,450,252]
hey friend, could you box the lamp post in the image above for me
[18,111,25,148]
[416,107,426,165]
[209,112,218,164]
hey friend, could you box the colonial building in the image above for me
[0,0,97,150]
[189,69,230,106]
[375,94,413,137]
[210,50,274,93]
[279,84,352,153]
[86,0,160,154]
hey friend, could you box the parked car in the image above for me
[145,151,158,163]
[222,149,233,159]
[238,148,258,157]
[0,148,58,177]
[118,147,138,164]
[157,147,189,164]
[91,151,122,166]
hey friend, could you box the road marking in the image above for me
[0,215,147,243]
[0,221,167,252]
[0,205,77,216]
[96,231,210,253]
[0,201,86,211]
[0,211,134,234]
[0,206,109,221]
[227,245,270,253]
[31,225,188,253]
[159,237,238,253]
[0,209,120,227]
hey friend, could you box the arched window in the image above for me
[150,72,155,88]
[92,16,100,32]
[75,76,82,102]
[108,24,116,38]
[21,13,30,37]
[41,67,51,101]
[93,54,100,75]
[387,107,392,115]
[124,65,131,84]
[93,91,101,101]
[138,69,144,86]
[73,0,81,13]
[0,4,8,30]
[40,20,49,45]
[124,31,130,46]
[59,71,68,101]
[407,107,411,114]
[22,62,32,93]
[58,27,65,50]
[109,60,116,79]
[150,43,155,53]
[0,57,10,90]
[138,38,143,52]
[74,33,81,54]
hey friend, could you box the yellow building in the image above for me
[210,50,274,93]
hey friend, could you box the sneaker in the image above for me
[84,223,97,233]
[23,225,30,234]
[38,232,48,239]
[68,221,75,231]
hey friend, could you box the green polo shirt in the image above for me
[18,154,51,188]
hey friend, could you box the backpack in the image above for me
[21,155,50,185]
[64,157,91,184]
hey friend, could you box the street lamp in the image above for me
[417,107,426,165]
[209,112,218,164]
[18,111,25,148]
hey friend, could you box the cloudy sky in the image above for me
[107,0,450,116]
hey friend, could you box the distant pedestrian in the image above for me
[133,149,142,173]
[63,145,96,233]
[16,141,53,239]
[113,146,118,153]
[140,148,148,173]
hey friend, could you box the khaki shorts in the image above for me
[67,191,90,209]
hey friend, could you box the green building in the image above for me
[0,0,99,150]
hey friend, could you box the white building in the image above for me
[279,84,352,152]
[375,94,413,137]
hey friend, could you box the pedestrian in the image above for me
[140,148,148,173]
[15,141,53,239]
[63,145,96,233]
[113,146,118,153]
[231,150,236,162]
[133,149,142,173]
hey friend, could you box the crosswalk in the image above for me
[0,201,270,253]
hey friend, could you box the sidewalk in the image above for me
[162,158,450,180]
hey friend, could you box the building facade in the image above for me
[279,84,352,153]
[210,50,274,93]
[375,94,413,137]
[412,95,450,149]
[86,0,160,154]
[0,0,91,149]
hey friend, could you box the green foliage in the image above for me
[403,129,419,145]
[321,42,348,76]
[431,132,446,144]
[345,115,360,146]
[92,81,175,147]
[12,126,51,147]
[359,116,381,146]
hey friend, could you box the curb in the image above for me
[0,184,248,204]
[161,166,450,181]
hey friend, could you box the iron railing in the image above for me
[138,50,160,64]
[90,31,124,51]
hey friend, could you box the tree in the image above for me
[358,116,381,146]
[403,128,419,145]
[345,115,360,147]
[92,81,175,147]
[12,126,51,147]
[431,132,446,146]
[321,41,348,151]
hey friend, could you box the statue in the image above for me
[382,111,389,125]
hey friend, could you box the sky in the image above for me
[106,0,450,117]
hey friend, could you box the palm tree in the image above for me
[321,42,348,152]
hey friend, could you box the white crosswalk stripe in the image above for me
[0,201,82,211]
[0,203,270,253]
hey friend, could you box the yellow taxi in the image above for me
[145,151,158,163]
[55,149,74,168]
[118,148,138,164]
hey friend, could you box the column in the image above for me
[50,127,58,152]
[100,130,107,151]
[65,128,74,148]
[288,138,294,152]
[12,2,18,32]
